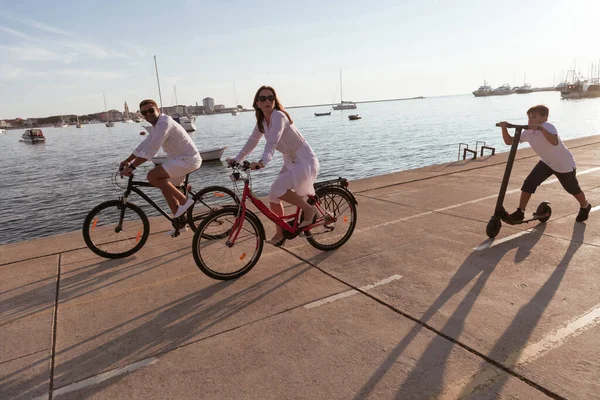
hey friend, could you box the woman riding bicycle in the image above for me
[229,85,320,246]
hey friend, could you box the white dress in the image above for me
[235,110,319,202]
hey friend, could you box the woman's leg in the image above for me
[269,200,285,240]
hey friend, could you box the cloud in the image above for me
[0,64,44,81]
[57,40,128,60]
[0,25,37,41]
[54,68,133,80]
[0,43,77,63]
[0,14,72,36]
[121,43,148,58]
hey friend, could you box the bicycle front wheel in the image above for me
[82,200,149,258]
[192,208,264,280]
[187,185,239,232]
[306,187,357,251]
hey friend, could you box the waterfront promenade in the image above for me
[1,135,599,399]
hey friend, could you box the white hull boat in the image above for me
[152,146,227,165]
[21,129,46,144]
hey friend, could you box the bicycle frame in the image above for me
[119,173,192,223]
[227,168,330,245]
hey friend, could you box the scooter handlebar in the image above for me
[496,122,530,129]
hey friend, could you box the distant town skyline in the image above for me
[1,0,599,119]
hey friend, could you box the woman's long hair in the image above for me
[253,85,293,133]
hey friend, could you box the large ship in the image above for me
[472,80,493,97]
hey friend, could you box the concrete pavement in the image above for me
[1,135,599,399]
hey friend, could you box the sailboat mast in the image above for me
[103,91,109,122]
[154,55,164,109]
[174,85,178,105]
[340,69,343,103]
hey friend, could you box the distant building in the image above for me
[124,102,131,120]
[162,105,185,116]
[0,120,10,128]
[214,104,225,111]
[105,110,123,121]
[203,97,214,113]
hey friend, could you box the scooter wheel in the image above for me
[486,216,501,238]
[535,203,552,223]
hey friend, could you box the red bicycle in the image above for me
[191,160,358,280]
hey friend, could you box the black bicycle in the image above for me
[82,169,238,259]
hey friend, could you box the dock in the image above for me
[1,135,599,399]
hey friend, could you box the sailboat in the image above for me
[103,92,114,127]
[332,69,357,110]
[171,85,196,131]
[149,55,225,161]
[231,81,240,116]
[76,116,82,128]
[122,101,134,123]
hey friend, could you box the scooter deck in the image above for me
[499,211,550,225]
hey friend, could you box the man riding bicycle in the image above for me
[119,99,202,221]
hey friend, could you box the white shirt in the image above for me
[134,114,199,160]
[235,110,306,165]
[520,122,576,173]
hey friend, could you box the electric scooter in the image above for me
[486,123,552,238]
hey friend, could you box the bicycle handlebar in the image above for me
[496,122,530,129]
[229,160,260,171]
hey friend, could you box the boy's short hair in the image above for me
[139,99,158,109]
[527,104,549,117]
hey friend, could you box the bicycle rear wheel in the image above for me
[306,187,357,251]
[187,185,239,233]
[82,200,149,258]
[192,208,264,280]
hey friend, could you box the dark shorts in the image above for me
[522,161,582,195]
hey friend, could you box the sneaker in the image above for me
[576,203,592,222]
[509,208,525,223]
[174,198,194,218]
[166,226,188,238]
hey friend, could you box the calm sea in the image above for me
[1,92,599,245]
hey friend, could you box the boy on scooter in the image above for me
[498,104,592,223]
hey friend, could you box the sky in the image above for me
[1,0,599,119]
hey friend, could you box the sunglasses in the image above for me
[258,95,275,103]
[140,108,155,116]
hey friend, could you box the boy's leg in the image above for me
[518,192,533,211]
[520,161,554,211]
[555,170,591,221]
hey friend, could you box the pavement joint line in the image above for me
[45,357,159,399]
[0,349,48,367]
[441,303,600,399]
[282,245,566,400]
[40,265,365,397]
[304,275,403,309]
[48,254,61,400]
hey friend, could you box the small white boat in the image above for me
[22,128,46,144]
[152,146,228,165]
[175,116,196,132]
[105,121,114,127]
[1,129,6,134]
[231,109,239,116]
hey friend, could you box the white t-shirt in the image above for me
[134,114,200,160]
[520,122,576,173]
